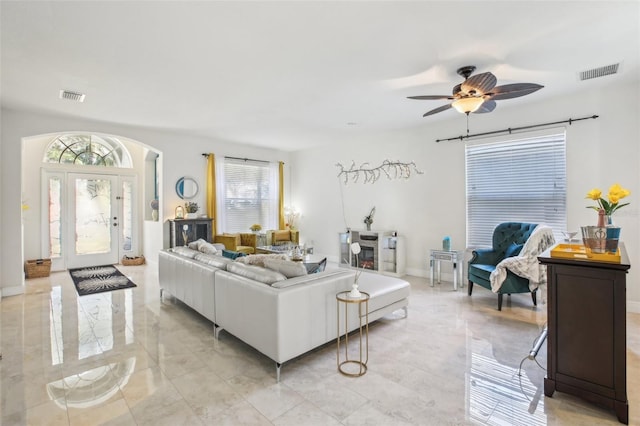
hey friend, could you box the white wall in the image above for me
[2,81,638,310]
[0,109,290,295]
[291,81,640,311]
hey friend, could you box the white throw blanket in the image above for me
[489,225,556,299]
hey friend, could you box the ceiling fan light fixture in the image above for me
[452,97,484,114]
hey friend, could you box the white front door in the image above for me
[66,173,120,268]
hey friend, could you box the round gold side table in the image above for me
[336,291,370,377]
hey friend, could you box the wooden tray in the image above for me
[550,243,621,263]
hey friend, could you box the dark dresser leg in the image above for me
[544,377,555,397]
[615,400,628,424]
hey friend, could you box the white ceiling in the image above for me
[1,1,638,151]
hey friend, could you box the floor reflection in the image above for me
[468,348,546,425]
[2,266,637,425]
[47,358,135,409]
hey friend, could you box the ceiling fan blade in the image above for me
[407,95,454,100]
[452,83,462,95]
[461,72,497,94]
[488,83,544,101]
[423,104,452,117]
[473,100,496,114]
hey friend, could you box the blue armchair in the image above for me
[468,222,539,311]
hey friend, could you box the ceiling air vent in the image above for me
[579,63,619,81]
[59,90,86,102]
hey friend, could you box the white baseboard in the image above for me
[627,301,640,313]
[405,267,428,278]
[2,285,25,297]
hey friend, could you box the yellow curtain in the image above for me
[279,161,285,230]
[206,153,217,236]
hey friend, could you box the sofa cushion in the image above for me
[193,253,233,269]
[227,262,287,285]
[357,272,411,315]
[263,258,308,278]
[271,270,346,289]
[469,263,495,282]
[236,253,288,268]
[171,246,199,258]
[236,246,256,255]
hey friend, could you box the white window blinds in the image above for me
[465,132,567,247]
[217,157,279,233]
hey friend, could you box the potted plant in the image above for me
[250,224,262,233]
[184,201,199,219]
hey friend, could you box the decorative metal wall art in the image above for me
[336,160,423,184]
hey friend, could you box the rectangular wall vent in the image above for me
[579,63,619,81]
[59,90,86,102]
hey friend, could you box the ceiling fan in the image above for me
[408,65,543,117]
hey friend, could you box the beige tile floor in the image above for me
[1,263,639,425]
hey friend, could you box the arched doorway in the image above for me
[34,133,140,270]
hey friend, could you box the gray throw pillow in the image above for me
[263,258,308,278]
[199,241,219,255]
[236,253,288,268]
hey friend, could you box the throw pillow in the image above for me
[188,238,206,251]
[305,257,327,274]
[198,241,219,255]
[505,242,524,258]
[236,253,288,268]
[263,258,308,278]
[222,249,246,260]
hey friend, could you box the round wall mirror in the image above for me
[175,177,199,199]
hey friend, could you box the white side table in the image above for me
[429,249,464,291]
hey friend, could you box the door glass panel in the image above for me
[48,176,62,258]
[122,180,133,252]
[75,178,111,255]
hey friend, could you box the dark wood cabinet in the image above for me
[539,244,631,424]
[169,219,213,248]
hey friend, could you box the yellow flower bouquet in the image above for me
[250,224,262,232]
[585,183,631,216]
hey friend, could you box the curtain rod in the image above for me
[435,114,599,143]
[201,153,270,164]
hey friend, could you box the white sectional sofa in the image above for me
[158,246,410,380]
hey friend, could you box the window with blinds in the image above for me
[466,132,567,247]
[219,158,279,233]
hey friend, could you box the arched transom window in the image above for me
[43,134,132,167]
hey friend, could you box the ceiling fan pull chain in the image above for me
[466,113,470,137]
